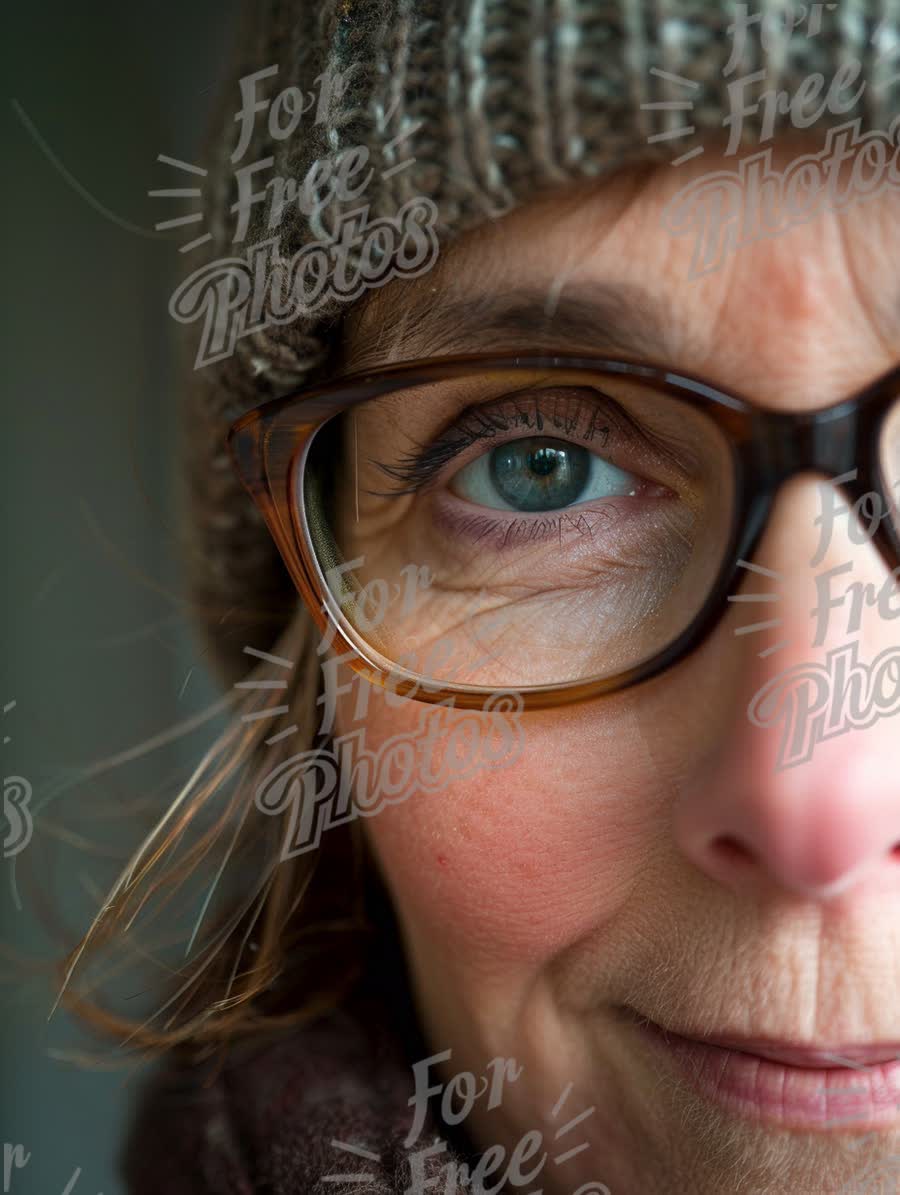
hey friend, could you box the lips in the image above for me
[626,1010,900,1130]
[684,1035,900,1070]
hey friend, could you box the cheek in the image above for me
[337,677,668,969]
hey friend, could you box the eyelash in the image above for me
[371,390,620,496]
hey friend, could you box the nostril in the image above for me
[713,835,755,867]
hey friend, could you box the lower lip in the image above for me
[634,1019,900,1131]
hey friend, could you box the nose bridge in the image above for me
[759,404,859,485]
[672,469,900,902]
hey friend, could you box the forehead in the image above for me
[346,135,900,409]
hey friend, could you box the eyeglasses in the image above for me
[227,353,900,710]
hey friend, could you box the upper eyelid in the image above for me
[372,389,632,495]
[435,386,626,448]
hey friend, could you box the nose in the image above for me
[673,475,900,901]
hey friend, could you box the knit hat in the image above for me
[182,0,900,686]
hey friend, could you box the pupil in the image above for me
[489,437,589,512]
[528,447,558,477]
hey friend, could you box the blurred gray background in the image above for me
[2,4,243,1191]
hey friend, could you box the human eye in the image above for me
[448,434,640,513]
[302,371,734,690]
[369,385,676,551]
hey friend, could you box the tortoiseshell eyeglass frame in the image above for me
[227,352,900,711]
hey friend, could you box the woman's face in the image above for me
[331,137,900,1193]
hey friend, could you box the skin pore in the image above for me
[329,135,900,1193]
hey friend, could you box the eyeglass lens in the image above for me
[297,367,748,690]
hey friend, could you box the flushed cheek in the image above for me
[340,685,663,968]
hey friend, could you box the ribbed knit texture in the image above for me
[184,0,900,684]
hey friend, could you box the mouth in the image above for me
[624,1009,900,1131]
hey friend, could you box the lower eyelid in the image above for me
[429,487,677,552]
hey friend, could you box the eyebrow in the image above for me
[346,279,681,370]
